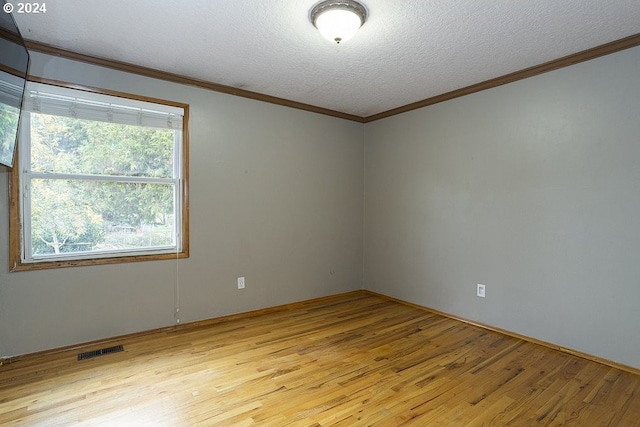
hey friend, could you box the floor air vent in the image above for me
[77,345,124,361]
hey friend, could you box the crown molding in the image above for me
[24,33,640,124]
[364,32,640,122]
[23,40,366,123]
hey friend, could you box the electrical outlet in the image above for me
[237,277,245,289]
[477,283,486,298]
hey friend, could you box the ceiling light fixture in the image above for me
[310,0,368,44]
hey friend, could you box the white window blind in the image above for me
[0,72,24,108]
[23,82,183,130]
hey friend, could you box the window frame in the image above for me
[9,78,189,271]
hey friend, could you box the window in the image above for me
[9,81,189,270]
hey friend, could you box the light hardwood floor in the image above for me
[1,291,639,426]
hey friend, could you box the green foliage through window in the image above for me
[25,112,181,259]
[20,85,183,263]
[0,103,20,166]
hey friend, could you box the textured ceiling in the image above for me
[10,0,640,118]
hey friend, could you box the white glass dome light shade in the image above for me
[315,9,362,44]
[310,1,368,44]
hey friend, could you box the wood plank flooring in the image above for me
[1,292,639,426]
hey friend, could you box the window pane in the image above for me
[30,179,176,257]
[30,113,175,178]
[0,103,20,166]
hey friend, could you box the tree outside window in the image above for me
[10,81,189,270]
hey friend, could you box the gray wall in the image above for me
[2,45,639,370]
[364,46,640,368]
[0,52,364,356]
